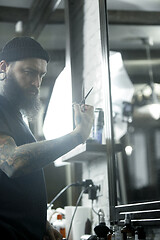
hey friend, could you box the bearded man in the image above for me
[0,37,94,240]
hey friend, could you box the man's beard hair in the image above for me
[2,69,41,121]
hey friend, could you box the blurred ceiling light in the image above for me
[15,21,23,33]
[143,85,152,97]
[136,103,160,120]
[148,103,160,120]
[125,145,133,156]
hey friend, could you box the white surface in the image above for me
[65,206,91,240]
[43,67,73,140]
[110,51,134,103]
[110,51,134,140]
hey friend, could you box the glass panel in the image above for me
[108,2,160,206]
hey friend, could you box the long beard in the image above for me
[2,71,41,121]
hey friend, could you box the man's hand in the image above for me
[73,104,94,142]
[43,221,63,240]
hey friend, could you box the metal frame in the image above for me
[98,0,117,222]
[116,200,160,226]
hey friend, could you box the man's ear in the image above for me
[0,60,8,72]
[0,61,8,81]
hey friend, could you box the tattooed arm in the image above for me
[0,131,80,178]
[0,104,94,178]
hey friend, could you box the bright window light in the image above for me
[109,52,123,76]
[43,67,73,140]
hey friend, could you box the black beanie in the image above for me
[0,36,49,63]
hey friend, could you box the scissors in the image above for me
[80,87,93,105]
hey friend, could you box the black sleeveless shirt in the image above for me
[0,95,47,239]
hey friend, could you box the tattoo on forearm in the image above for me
[0,131,79,177]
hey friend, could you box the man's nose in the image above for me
[32,76,41,88]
